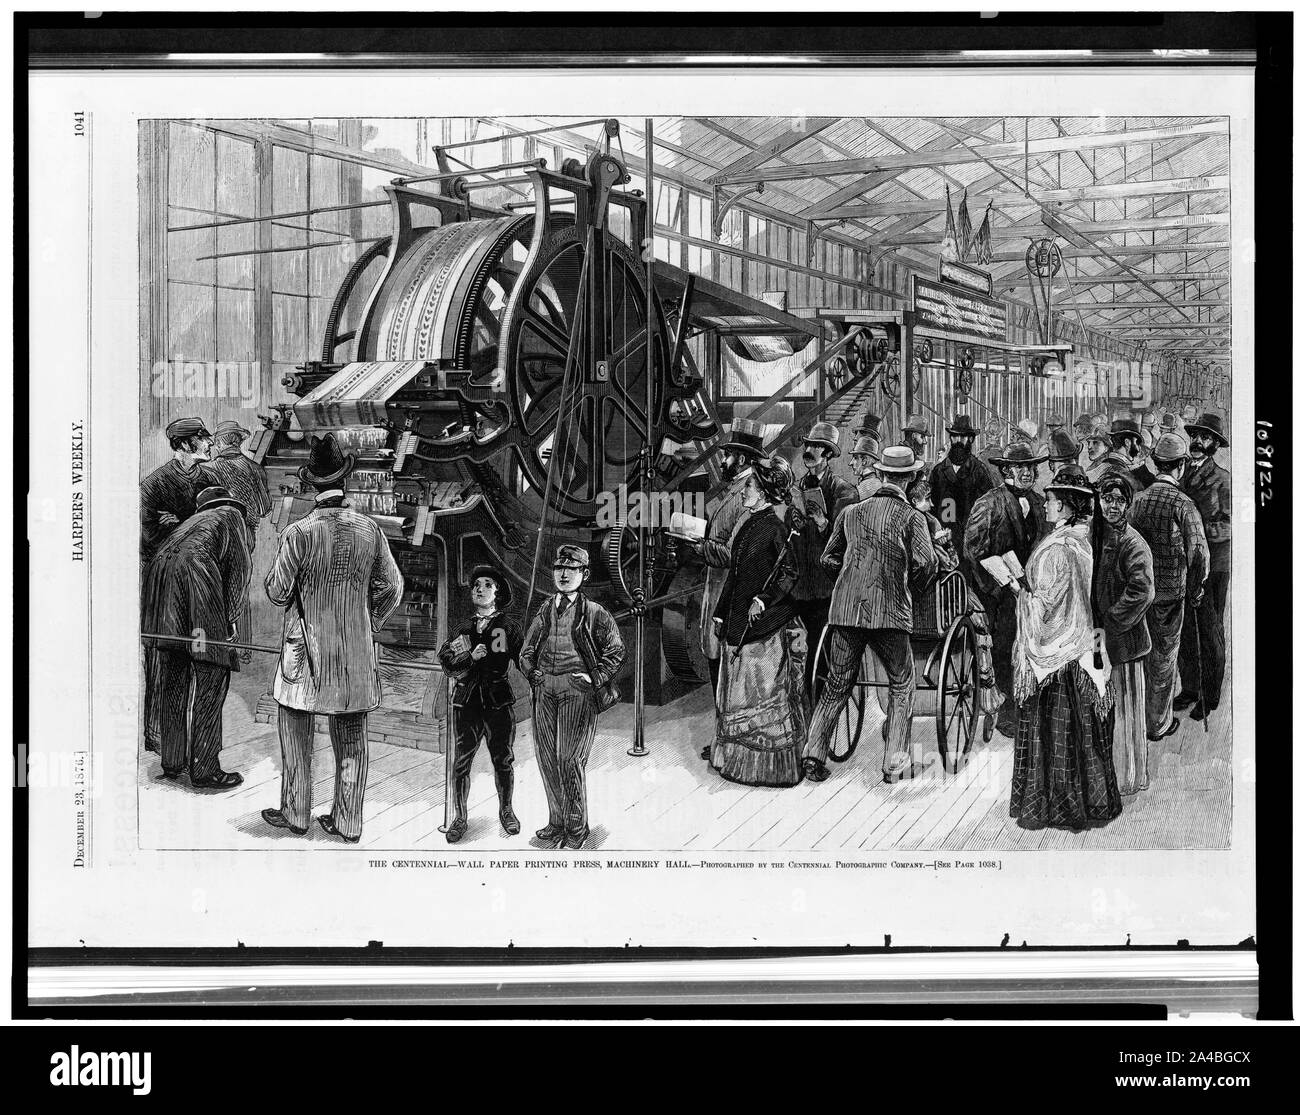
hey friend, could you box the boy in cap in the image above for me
[518,544,626,850]
[438,564,524,842]
[1128,435,1209,742]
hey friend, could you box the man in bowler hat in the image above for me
[141,485,252,788]
[518,544,626,850]
[261,434,404,842]
[1176,413,1231,721]
[438,565,524,842]
[928,414,996,564]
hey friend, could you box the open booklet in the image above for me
[979,551,1026,587]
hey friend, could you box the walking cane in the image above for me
[1192,603,1209,734]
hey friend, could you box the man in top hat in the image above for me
[929,414,996,568]
[1129,434,1209,742]
[848,433,882,500]
[437,564,524,842]
[205,420,272,549]
[689,418,766,716]
[141,485,252,788]
[789,421,860,697]
[261,434,405,843]
[518,544,626,850]
[1176,413,1231,721]
[852,412,884,441]
[1158,411,1182,440]
[140,416,219,753]
[1101,417,1153,492]
[1036,429,1080,497]
[801,447,937,784]
[964,441,1049,734]
[901,414,931,470]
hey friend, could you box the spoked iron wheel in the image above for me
[813,625,866,763]
[936,615,981,774]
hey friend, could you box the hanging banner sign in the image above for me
[939,259,994,296]
[912,275,1009,344]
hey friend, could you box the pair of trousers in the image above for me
[143,646,162,748]
[276,705,369,839]
[451,699,516,781]
[1178,571,1228,710]
[1144,599,1184,736]
[157,650,231,779]
[802,626,915,771]
[791,597,831,697]
[532,673,598,836]
[976,585,1017,720]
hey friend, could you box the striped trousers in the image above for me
[532,673,599,837]
[276,706,369,839]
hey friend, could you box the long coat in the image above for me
[140,459,219,563]
[1093,520,1156,663]
[963,484,1048,598]
[789,469,860,601]
[928,453,997,560]
[697,470,752,659]
[265,502,404,714]
[205,449,273,536]
[1181,455,1232,573]
[713,506,799,646]
[821,484,938,632]
[142,506,251,670]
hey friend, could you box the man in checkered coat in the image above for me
[1128,434,1209,742]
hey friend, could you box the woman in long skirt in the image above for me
[1092,472,1156,795]
[711,455,808,787]
[1008,465,1122,831]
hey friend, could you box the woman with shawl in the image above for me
[1008,464,1122,830]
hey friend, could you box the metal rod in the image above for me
[438,118,609,152]
[168,200,388,233]
[629,116,654,759]
[140,632,448,672]
[393,159,545,186]
[194,236,387,262]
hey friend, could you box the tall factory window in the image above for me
[166,124,256,366]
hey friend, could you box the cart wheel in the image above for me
[936,615,980,774]
[813,626,866,763]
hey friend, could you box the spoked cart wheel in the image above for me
[936,615,981,774]
[813,626,866,763]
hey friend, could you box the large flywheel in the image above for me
[500,226,673,523]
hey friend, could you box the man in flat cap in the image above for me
[964,442,1049,735]
[789,421,860,698]
[687,419,766,719]
[141,485,252,788]
[140,416,218,753]
[205,420,273,662]
[1129,435,1209,743]
[1176,413,1231,722]
[261,434,405,843]
[518,544,626,851]
[929,414,996,570]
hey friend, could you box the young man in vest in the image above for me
[518,545,626,851]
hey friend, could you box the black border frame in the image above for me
[14,11,1290,1022]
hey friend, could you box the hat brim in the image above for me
[1183,423,1229,446]
[468,565,512,605]
[719,441,764,456]
[945,425,980,435]
[297,452,356,486]
[197,497,247,513]
[875,461,925,474]
[1044,483,1094,497]
[989,452,1048,466]
[801,437,841,457]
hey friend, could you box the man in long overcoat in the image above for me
[929,414,996,575]
[141,485,251,787]
[260,435,404,842]
[1176,413,1231,721]
[964,441,1049,735]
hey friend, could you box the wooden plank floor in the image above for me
[140,648,1234,853]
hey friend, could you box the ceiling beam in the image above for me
[711,120,1228,184]
[985,242,1230,263]
[805,174,1230,221]
[704,117,838,181]
[881,211,1228,246]
[998,272,1231,286]
[1055,300,1228,310]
